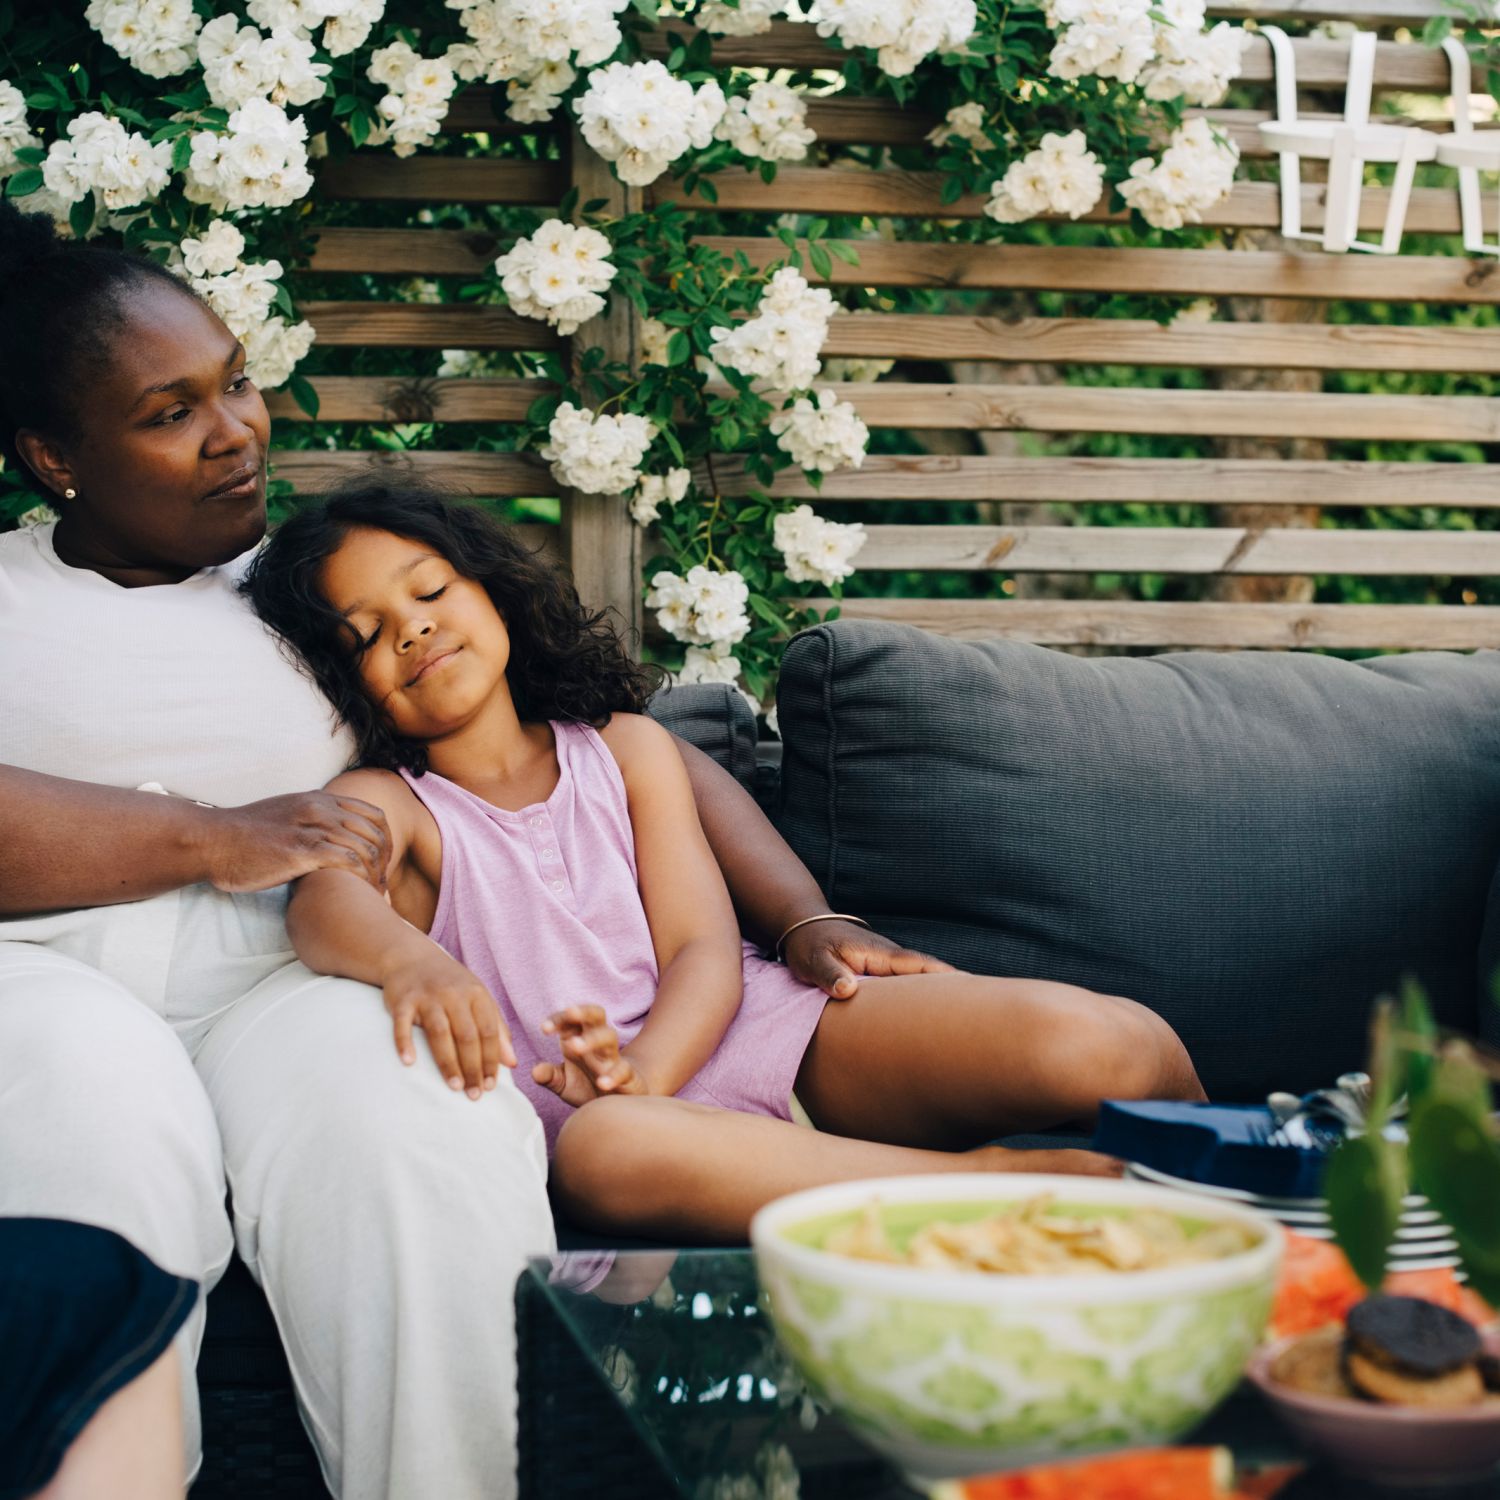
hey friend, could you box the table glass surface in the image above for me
[524,1250,1323,1500]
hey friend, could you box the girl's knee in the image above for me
[1086,993,1204,1103]
[552,1095,658,1230]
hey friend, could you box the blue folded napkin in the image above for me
[1091,1100,1329,1200]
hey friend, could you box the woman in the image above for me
[0,199,960,1499]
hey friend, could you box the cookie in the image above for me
[1346,1295,1482,1378]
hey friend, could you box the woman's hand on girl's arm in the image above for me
[534,1005,647,1108]
[286,769,513,1100]
[0,763,391,915]
[600,715,745,1097]
[671,738,952,998]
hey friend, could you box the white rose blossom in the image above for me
[184,98,313,213]
[714,81,816,164]
[813,0,977,77]
[985,129,1104,224]
[927,101,992,151]
[699,0,785,35]
[769,389,869,474]
[575,61,726,187]
[709,267,837,393]
[1045,0,1155,84]
[773,503,867,585]
[1119,116,1238,230]
[1141,1,1246,106]
[646,565,751,647]
[184,252,316,388]
[541,402,656,495]
[639,317,672,368]
[86,0,201,79]
[0,83,40,179]
[180,219,246,277]
[42,112,171,211]
[628,467,690,527]
[198,15,331,110]
[494,220,616,335]
[366,46,459,156]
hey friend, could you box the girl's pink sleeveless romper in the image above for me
[401,719,828,1153]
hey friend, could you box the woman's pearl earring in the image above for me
[63,488,76,500]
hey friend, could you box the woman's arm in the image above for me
[671,738,955,998]
[286,769,513,1098]
[601,715,745,1098]
[0,762,390,916]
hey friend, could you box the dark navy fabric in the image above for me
[0,1218,197,1499]
[774,620,1500,1102]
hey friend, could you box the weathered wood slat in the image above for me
[295,302,1500,369]
[638,23,1456,90]
[818,313,1500,371]
[855,524,1500,575]
[811,598,1500,649]
[698,236,1500,301]
[307,227,1500,305]
[656,170,1470,232]
[1206,0,1444,20]
[716,455,1497,506]
[265,376,550,422]
[267,375,1500,441]
[317,156,563,203]
[298,302,562,349]
[268,449,558,495]
[307,227,502,274]
[829,383,1500,441]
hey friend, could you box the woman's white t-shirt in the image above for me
[0,520,356,1031]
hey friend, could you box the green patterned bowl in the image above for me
[750,1174,1281,1482]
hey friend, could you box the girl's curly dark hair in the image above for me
[241,476,662,774]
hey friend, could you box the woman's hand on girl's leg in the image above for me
[536,1005,648,1108]
[780,917,954,1000]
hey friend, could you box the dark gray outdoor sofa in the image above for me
[194,619,1500,1495]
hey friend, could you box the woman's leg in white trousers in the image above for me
[194,960,555,1500]
[0,942,233,1477]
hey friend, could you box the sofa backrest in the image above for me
[773,620,1500,1102]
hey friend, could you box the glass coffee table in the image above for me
[514,1249,1363,1500]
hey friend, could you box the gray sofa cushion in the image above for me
[647,681,757,789]
[775,620,1500,1102]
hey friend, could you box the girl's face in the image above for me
[319,525,512,741]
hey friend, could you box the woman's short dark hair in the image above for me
[0,200,198,497]
[241,476,663,773]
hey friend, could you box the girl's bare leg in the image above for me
[551,1095,1117,1244]
[794,972,1205,1150]
[36,1344,184,1500]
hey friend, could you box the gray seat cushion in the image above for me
[774,620,1500,1101]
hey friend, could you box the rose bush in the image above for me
[0,0,1246,710]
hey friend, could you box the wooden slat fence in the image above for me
[284,1,1500,653]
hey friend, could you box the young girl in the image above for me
[244,481,1204,1242]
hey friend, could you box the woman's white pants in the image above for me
[0,926,555,1500]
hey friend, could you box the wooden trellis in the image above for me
[276,0,1500,652]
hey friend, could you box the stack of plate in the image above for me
[1124,1160,1461,1272]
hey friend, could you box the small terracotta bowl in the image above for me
[1247,1333,1500,1487]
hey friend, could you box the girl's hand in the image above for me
[781,917,955,1001]
[534,1005,648,1108]
[200,792,393,893]
[382,951,516,1099]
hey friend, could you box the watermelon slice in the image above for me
[928,1446,1236,1500]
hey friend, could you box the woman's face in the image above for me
[319,525,513,743]
[18,278,271,580]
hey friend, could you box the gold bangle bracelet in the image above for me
[774,911,870,964]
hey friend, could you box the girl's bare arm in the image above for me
[600,714,745,1097]
[286,768,513,1097]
